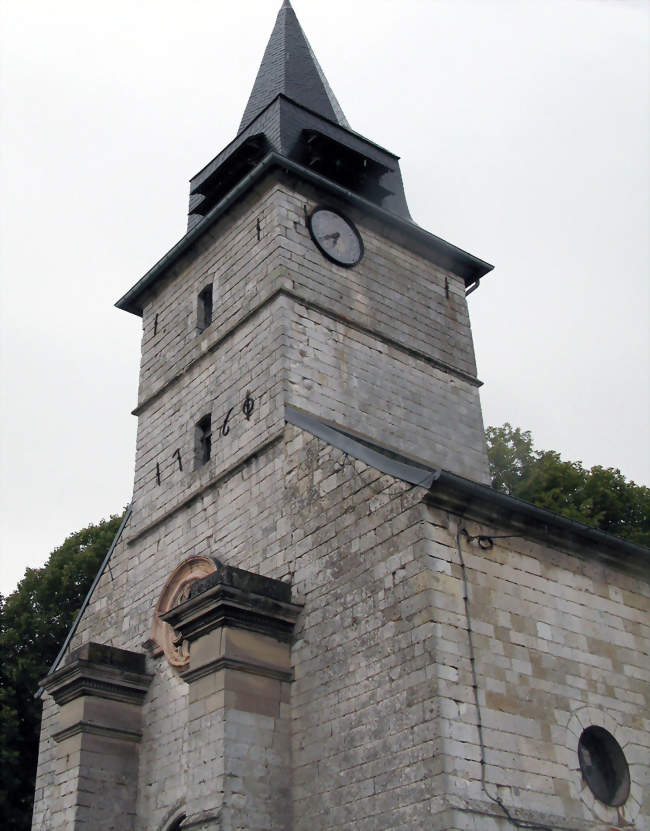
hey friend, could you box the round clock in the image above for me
[308,207,364,267]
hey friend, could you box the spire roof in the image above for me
[115,3,495,319]
[239,0,349,133]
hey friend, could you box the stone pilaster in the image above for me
[161,562,302,831]
[39,642,152,831]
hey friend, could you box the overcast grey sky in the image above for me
[1,0,648,596]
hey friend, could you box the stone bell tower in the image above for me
[114,0,493,503]
[32,4,650,830]
[32,3,601,830]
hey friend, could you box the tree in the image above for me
[486,424,650,547]
[0,513,124,831]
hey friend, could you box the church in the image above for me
[32,3,648,829]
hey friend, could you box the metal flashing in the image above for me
[284,406,650,573]
[36,505,133,696]
[285,405,436,488]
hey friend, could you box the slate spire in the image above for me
[115,3,494,317]
[239,0,349,133]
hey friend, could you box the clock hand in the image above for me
[321,232,340,243]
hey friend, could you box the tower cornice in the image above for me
[115,153,493,316]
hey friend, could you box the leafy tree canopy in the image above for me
[0,513,124,831]
[486,424,650,547]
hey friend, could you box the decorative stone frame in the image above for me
[149,555,217,668]
[565,705,644,825]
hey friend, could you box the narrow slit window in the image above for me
[195,414,212,468]
[197,284,213,332]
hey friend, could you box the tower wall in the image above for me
[133,174,489,527]
[274,185,480,381]
[136,181,285,406]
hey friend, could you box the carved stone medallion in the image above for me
[149,556,217,669]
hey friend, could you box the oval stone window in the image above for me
[578,725,630,807]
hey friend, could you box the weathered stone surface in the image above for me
[33,422,649,830]
[30,135,648,831]
[38,644,152,830]
[169,563,299,831]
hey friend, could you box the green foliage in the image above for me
[0,513,124,830]
[486,424,650,546]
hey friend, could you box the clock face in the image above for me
[308,207,364,267]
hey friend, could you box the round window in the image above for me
[578,726,630,807]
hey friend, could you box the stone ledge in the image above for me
[161,563,302,645]
[190,560,291,602]
[52,721,143,744]
[40,642,152,706]
[180,655,293,684]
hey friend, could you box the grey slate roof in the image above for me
[115,1,494,315]
[239,0,349,134]
[285,406,650,576]
[183,1,413,227]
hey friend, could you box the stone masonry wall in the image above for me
[133,173,489,497]
[283,296,488,481]
[32,426,648,830]
[33,427,442,829]
[284,430,446,830]
[136,181,284,405]
[130,297,286,537]
[421,502,649,830]
[31,697,61,830]
[273,182,480,381]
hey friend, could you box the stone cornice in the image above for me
[40,643,152,706]
[132,286,482,417]
[52,721,143,744]
[180,656,293,685]
[161,563,302,645]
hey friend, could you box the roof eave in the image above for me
[190,93,400,197]
[285,406,650,576]
[115,152,493,316]
[425,469,649,574]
